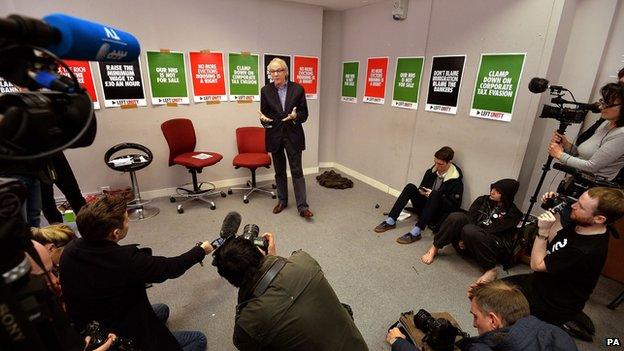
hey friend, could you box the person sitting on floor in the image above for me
[374,146,463,244]
[421,179,522,285]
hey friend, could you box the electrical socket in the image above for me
[100,186,111,193]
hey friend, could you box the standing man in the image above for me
[259,58,313,218]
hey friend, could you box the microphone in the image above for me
[0,14,140,62]
[211,211,242,249]
[528,77,564,94]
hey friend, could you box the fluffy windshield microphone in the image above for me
[211,212,241,250]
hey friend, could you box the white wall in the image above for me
[319,0,567,207]
[1,0,323,196]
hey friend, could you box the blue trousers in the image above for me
[152,303,207,351]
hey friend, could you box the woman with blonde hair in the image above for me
[31,223,76,266]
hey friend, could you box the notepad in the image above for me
[192,153,213,159]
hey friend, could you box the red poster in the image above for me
[363,57,388,104]
[59,60,100,109]
[189,51,227,103]
[293,56,318,99]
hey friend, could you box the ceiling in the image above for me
[280,0,387,11]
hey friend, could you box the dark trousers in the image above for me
[272,138,308,211]
[433,212,501,270]
[503,274,555,323]
[41,153,86,224]
[388,183,446,229]
[152,303,207,351]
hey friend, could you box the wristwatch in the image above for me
[536,233,549,240]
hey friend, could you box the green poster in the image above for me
[391,57,424,110]
[145,51,189,105]
[470,53,525,122]
[228,53,260,101]
[341,61,359,103]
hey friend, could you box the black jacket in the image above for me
[467,179,522,237]
[60,238,206,351]
[260,81,309,153]
[419,163,463,211]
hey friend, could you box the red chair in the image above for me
[227,127,276,203]
[161,118,225,213]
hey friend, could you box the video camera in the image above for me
[0,13,140,160]
[528,77,600,125]
[389,309,469,351]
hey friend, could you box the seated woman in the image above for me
[31,223,77,267]
[548,82,624,180]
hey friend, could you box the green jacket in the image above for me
[234,250,368,351]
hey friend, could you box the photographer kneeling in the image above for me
[60,196,212,351]
[213,233,368,350]
[386,280,576,351]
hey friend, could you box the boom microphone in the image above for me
[0,13,140,62]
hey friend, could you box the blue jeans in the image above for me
[152,303,207,351]
[5,174,42,227]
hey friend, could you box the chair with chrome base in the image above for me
[227,127,276,203]
[104,143,159,221]
[161,118,226,213]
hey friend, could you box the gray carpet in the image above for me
[125,170,624,350]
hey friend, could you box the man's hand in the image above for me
[200,241,214,255]
[262,233,276,256]
[537,211,557,231]
[258,110,273,123]
[386,327,406,345]
[541,191,558,203]
[419,187,432,197]
[84,334,116,351]
[282,107,297,122]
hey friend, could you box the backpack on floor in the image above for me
[316,170,353,189]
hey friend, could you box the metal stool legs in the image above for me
[127,170,159,221]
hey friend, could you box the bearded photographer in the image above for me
[59,196,211,351]
[502,187,624,335]
[213,233,368,350]
[548,82,624,180]
[386,280,576,351]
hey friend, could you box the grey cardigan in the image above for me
[560,120,624,180]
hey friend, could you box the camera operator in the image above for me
[548,82,624,180]
[503,187,624,332]
[212,233,368,350]
[59,195,211,351]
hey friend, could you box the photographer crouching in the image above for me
[212,232,368,350]
[59,195,212,351]
[386,280,576,351]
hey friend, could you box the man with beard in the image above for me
[502,187,624,328]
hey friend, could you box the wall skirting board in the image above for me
[55,164,401,204]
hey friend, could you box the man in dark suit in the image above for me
[59,196,212,351]
[259,58,313,218]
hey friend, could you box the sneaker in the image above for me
[396,233,421,244]
[374,221,396,233]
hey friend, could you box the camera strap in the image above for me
[252,257,287,298]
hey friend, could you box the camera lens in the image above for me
[242,224,259,240]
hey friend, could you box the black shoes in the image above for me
[374,221,396,233]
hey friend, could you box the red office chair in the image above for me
[161,118,226,213]
[227,127,276,203]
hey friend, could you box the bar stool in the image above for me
[104,143,159,221]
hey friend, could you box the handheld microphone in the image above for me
[0,14,140,62]
[211,212,242,249]
[528,77,564,94]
